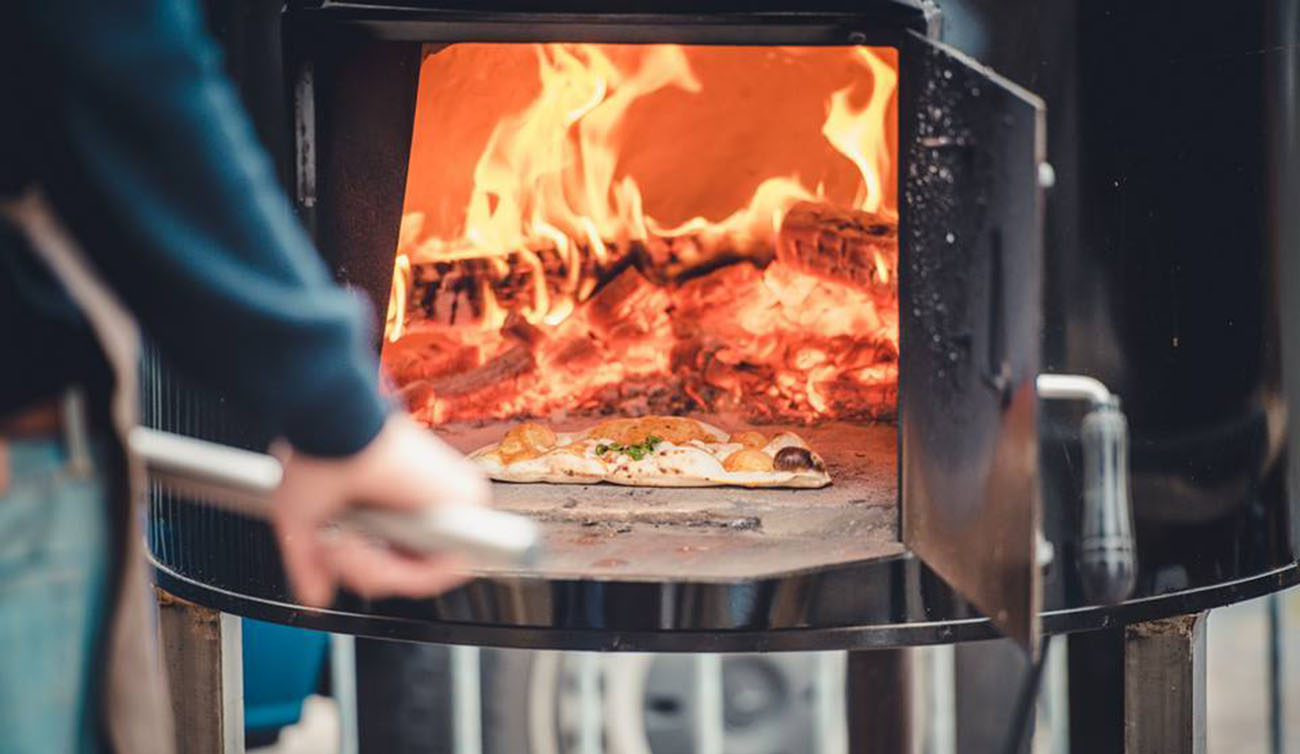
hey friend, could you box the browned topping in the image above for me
[728,430,767,449]
[723,448,775,472]
[499,421,558,464]
[585,416,712,445]
[773,446,819,472]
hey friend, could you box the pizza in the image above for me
[469,416,831,488]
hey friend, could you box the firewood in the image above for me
[502,311,545,347]
[407,232,743,327]
[671,263,764,339]
[542,336,602,373]
[381,331,480,382]
[583,266,663,336]
[412,244,621,326]
[393,379,435,413]
[777,201,897,290]
[427,343,536,397]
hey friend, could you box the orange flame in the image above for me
[404,44,896,292]
[823,48,897,214]
[383,44,900,425]
[385,252,410,342]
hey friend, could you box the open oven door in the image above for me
[900,31,1047,654]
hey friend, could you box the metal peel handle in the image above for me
[129,426,540,569]
[343,505,540,567]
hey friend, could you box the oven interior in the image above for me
[373,42,903,577]
[383,44,899,424]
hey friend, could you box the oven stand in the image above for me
[154,592,1210,754]
[1069,613,1209,754]
[1123,613,1208,754]
[847,648,912,754]
[156,587,244,754]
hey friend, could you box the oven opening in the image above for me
[381,42,900,521]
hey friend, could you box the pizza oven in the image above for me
[146,0,1299,687]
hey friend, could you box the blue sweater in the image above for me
[0,0,389,456]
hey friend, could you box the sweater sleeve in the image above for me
[17,0,390,456]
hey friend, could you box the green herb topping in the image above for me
[594,435,663,461]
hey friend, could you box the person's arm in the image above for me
[16,0,490,604]
[19,0,383,456]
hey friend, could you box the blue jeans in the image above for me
[0,437,108,754]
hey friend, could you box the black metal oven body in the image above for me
[143,0,1300,653]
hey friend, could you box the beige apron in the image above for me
[0,189,175,754]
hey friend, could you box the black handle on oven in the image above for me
[1078,402,1136,604]
[1036,375,1136,605]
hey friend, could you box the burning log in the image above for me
[410,245,623,326]
[406,231,760,329]
[426,343,536,398]
[671,263,765,337]
[381,331,481,383]
[777,201,897,290]
[544,336,603,373]
[390,211,900,425]
[393,379,436,414]
[587,262,676,338]
[502,311,545,347]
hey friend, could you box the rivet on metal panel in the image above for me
[1036,531,1055,570]
[1038,162,1057,189]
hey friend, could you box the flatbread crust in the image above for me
[469,416,831,488]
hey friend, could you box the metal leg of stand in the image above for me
[847,648,913,754]
[451,645,484,754]
[330,634,360,754]
[1068,627,1124,753]
[815,652,851,754]
[694,653,725,754]
[156,588,244,754]
[1124,613,1207,754]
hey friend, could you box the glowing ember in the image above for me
[382,43,899,426]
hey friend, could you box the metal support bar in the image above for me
[1124,613,1207,754]
[575,652,603,754]
[815,652,851,754]
[914,644,955,754]
[156,588,244,754]
[1268,593,1283,754]
[330,634,360,754]
[452,645,484,754]
[219,614,244,754]
[848,649,913,754]
[694,654,724,754]
[1033,637,1069,754]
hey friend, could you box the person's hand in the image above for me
[270,413,491,606]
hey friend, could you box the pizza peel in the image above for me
[130,426,541,570]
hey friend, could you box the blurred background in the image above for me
[236,584,1300,754]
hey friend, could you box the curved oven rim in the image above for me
[153,556,1299,652]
